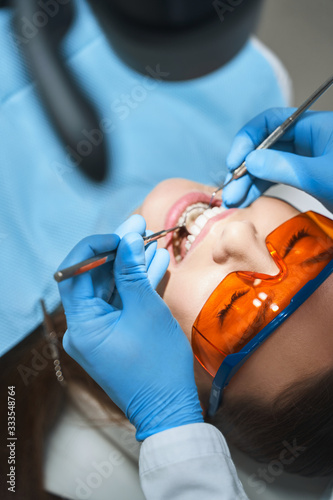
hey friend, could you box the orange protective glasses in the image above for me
[192,211,333,379]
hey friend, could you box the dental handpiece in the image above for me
[209,73,333,207]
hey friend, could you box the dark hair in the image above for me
[1,308,332,500]
[207,370,333,477]
[0,307,125,500]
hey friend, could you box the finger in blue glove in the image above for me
[58,224,202,443]
[223,108,333,212]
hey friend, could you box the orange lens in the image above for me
[192,212,333,377]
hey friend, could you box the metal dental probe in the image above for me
[54,222,189,283]
[54,201,212,282]
[208,74,333,208]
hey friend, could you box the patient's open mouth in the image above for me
[164,191,237,265]
[172,203,229,262]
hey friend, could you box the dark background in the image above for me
[256,0,333,111]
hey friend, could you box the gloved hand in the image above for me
[222,108,333,212]
[58,214,203,441]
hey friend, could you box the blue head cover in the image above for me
[0,0,289,357]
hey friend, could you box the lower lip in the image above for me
[185,208,238,260]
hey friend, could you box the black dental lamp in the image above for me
[11,0,263,182]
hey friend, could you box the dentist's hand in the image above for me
[222,109,333,212]
[58,215,203,441]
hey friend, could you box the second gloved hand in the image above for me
[222,109,333,212]
[58,215,203,441]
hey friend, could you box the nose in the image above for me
[212,220,280,276]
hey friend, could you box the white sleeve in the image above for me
[139,422,249,500]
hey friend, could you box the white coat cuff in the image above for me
[139,422,249,500]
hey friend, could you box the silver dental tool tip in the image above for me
[208,73,333,208]
[54,218,191,282]
[143,207,197,244]
[142,225,184,244]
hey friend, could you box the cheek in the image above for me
[160,270,222,341]
[161,277,198,339]
[250,197,299,237]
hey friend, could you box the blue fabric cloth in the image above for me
[0,0,288,357]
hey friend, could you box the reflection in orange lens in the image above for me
[192,212,333,377]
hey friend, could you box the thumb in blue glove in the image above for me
[223,108,333,212]
[112,232,203,440]
[58,216,203,441]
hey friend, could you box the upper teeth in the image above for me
[175,203,227,255]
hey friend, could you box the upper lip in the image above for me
[163,191,237,264]
[164,191,221,230]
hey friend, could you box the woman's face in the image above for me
[138,178,299,334]
[136,179,333,408]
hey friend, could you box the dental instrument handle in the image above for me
[234,74,333,178]
[209,74,333,206]
[54,225,182,282]
[54,249,117,282]
[219,125,285,190]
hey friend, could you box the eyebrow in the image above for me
[218,296,270,346]
[217,249,333,333]
[282,228,310,259]
[218,290,249,325]
[302,248,333,265]
[238,300,270,343]
[218,290,268,332]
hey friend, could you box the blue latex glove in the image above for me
[57,214,203,441]
[222,109,333,212]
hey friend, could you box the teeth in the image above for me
[174,202,227,263]
[195,214,208,229]
[212,206,221,215]
[188,206,226,236]
[188,225,201,236]
[204,209,215,219]
[177,202,207,226]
